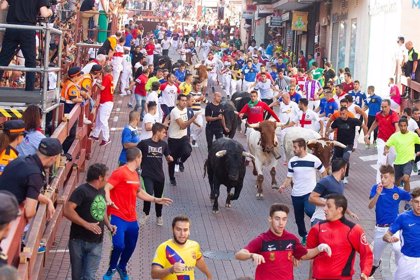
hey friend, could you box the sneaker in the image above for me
[175,164,180,173]
[38,241,46,253]
[157,217,163,226]
[342,177,348,184]
[301,236,307,246]
[100,140,111,146]
[128,103,133,108]
[139,214,149,225]
[103,269,116,280]
[370,260,381,276]
[89,135,99,141]
[179,162,185,172]
[191,140,198,147]
[116,266,129,280]
[120,93,127,96]
[170,178,177,186]
[83,118,92,125]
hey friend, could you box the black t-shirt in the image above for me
[331,117,362,145]
[137,138,169,182]
[69,183,106,243]
[0,155,45,204]
[205,102,223,130]
[6,0,49,25]
[80,0,95,11]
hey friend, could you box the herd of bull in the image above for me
[204,92,347,213]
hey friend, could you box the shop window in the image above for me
[349,19,357,75]
[338,21,347,70]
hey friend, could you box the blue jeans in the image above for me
[68,238,102,280]
[291,193,315,238]
[108,215,139,271]
[134,95,147,120]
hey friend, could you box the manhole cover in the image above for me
[203,250,235,260]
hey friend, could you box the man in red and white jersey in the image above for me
[307,193,373,280]
[160,73,180,121]
[235,203,332,280]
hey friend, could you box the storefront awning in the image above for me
[272,0,318,11]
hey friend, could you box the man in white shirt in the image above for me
[199,36,213,61]
[140,101,160,141]
[272,93,299,161]
[120,48,132,96]
[161,35,171,57]
[253,72,277,105]
[167,95,200,186]
[159,73,180,121]
[395,36,408,84]
[298,98,324,135]
[279,138,327,245]
[204,52,222,94]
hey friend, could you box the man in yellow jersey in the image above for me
[151,216,212,280]
[179,74,193,95]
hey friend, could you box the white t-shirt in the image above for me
[168,107,188,139]
[140,112,160,140]
[161,39,171,50]
[408,118,419,132]
[154,43,162,55]
[347,103,360,119]
[160,83,179,107]
[201,41,212,54]
[297,109,320,131]
[88,48,98,59]
[256,80,274,100]
[205,58,221,74]
[278,101,299,124]
[146,91,162,119]
[287,153,325,196]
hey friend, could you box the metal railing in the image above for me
[0,23,63,116]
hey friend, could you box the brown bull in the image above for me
[307,138,346,171]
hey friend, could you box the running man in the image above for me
[103,148,172,280]
[235,203,331,280]
[307,194,373,280]
[151,215,213,280]
[383,187,420,280]
[368,165,411,276]
[279,138,327,245]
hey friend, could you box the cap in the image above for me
[38,138,62,156]
[90,64,103,73]
[3,120,25,135]
[0,191,20,224]
[68,66,81,78]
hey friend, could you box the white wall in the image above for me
[367,0,402,97]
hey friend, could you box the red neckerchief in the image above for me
[327,98,336,103]
[92,59,99,64]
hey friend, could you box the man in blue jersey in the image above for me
[364,85,382,144]
[348,80,368,108]
[368,165,411,276]
[242,60,258,92]
[383,187,420,280]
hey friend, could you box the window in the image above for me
[337,21,347,70]
[349,19,357,74]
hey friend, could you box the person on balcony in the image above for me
[0,0,52,91]
[80,0,99,43]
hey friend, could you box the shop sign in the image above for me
[291,11,308,32]
[369,0,398,15]
[242,11,254,19]
[270,16,282,27]
[281,12,290,22]
[257,4,274,17]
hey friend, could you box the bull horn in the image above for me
[242,151,255,161]
[215,150,227,157]
[248,123,260,129]
[307,139,317,145]
[276,122,283,127]
[332,140,347,148]
[234,97,243,101]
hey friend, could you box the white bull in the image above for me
[247,120,282,199]
[282,127,346,170]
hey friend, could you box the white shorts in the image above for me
[394,255,420,280]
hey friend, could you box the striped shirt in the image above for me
[190,91,203,111]
[287,154,325,196]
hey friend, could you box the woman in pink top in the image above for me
[389,77,401,113]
